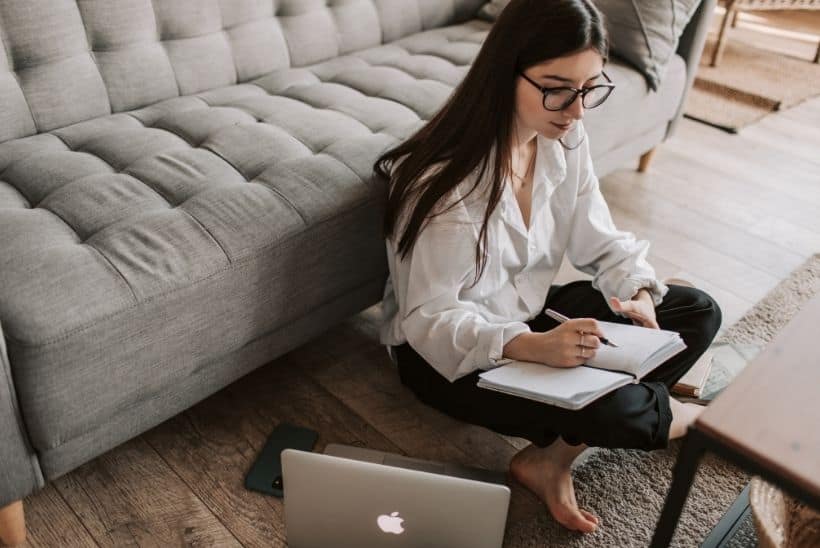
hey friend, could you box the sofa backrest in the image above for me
[0,0,484,144]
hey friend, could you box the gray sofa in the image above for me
[0,0,714,525]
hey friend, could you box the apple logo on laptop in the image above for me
[377,511,405,534]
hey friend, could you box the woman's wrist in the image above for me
[502,331,542,362]
[632,288,654,306]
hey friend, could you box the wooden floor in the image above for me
[15,16,820,548]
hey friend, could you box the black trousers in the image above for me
[394,281,722,452]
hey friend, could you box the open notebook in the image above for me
[477,321,687,410]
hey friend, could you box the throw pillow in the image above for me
[474,0,703,91]
[595,0,702,90]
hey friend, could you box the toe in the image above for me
[580,509,600,525]
[570,511,598,533]
[552,507,598,533]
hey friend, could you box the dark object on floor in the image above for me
[245,423,318,497]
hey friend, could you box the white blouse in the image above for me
[380,123,668,383]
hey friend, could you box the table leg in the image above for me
[710,1,736,67]
[650,429,706,548]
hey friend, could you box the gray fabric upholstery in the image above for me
[0,0,708,507]
[37,277,385,480]
[585,55,686,161]
[594,0,702,91]
[0,21,485,461]
[593,123,668,177]
[0,0,485,142]
[477,0,508,20]
[0,320,44,504]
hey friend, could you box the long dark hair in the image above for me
[375,0,608,285]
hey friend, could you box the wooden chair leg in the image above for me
[0,501,25,547]
[711,3,736,67]
[638,148,656,173]
[814,41,819,64]
[730,9,740,28]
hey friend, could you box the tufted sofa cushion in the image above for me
[0,20,488,453]
[0,0,484,142]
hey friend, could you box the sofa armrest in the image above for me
[667,0,717,136]
[0,321,43,507]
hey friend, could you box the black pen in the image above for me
[544,308,619,347]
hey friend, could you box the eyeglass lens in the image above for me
[543,86,611,110]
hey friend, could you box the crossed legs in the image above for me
[507,282,720,532]
[396,282,721,533]
[509,397,704,532]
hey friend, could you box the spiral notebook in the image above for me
[477,322,687,410]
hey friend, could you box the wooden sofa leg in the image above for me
[638,148,656,173]
[0,501,25,547]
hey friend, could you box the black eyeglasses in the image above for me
[518,70,615,111]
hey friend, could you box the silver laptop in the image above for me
[281,444,511,548]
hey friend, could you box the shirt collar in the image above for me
[472,134,570,237]
[536,132,567,187]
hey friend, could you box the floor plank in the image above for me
[603,169,806,279]
[742,107,820,164]
[620,146,820,258]
[52,438,241,547]
[609,202,781,305]
[141,388,288,547]
[141,352,408,547]
[780,95,820,126]
[22,485,97,548]
[672,121,820,211]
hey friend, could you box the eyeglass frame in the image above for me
[518,70,615,111]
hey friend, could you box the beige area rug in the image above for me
[503,253,820,547]
[684,38,820,133]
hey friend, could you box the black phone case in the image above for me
[245,423,318,497]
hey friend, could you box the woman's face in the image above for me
[514,48,605,141]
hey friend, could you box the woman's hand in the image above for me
[609,289,659,329]
[504,319,607,368]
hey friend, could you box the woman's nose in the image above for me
[565,95,585,120]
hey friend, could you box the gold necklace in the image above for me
[511,146,536,185]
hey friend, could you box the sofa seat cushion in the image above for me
[0,20,489,452]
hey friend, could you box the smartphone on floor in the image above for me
[245,423,319,497]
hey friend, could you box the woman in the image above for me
[374,0,721,534]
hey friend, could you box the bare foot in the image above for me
[509,440,599,533]
[669,397,706,440]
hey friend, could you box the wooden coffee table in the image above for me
[650,293,820,547]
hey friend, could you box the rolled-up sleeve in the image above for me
[400,215,530,383]
[565,137,668,312]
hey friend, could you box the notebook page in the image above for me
[477,361,632,409]
[636,336,687,378]
[586,322,682,376]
